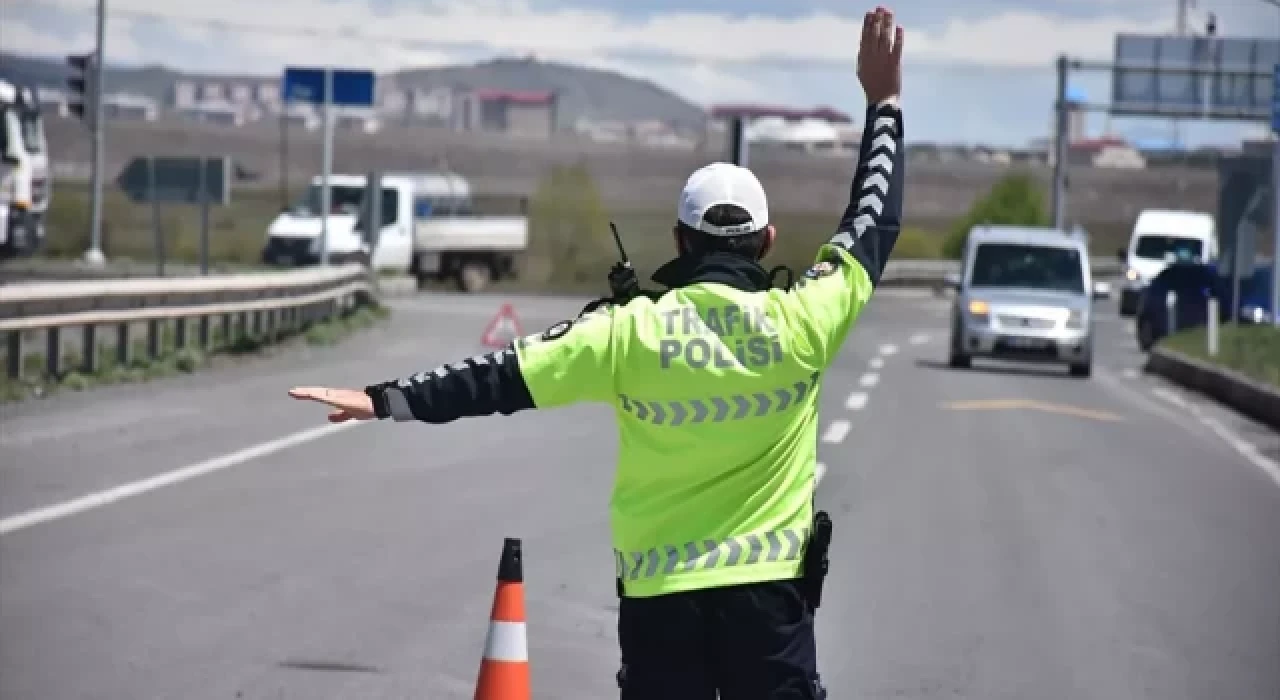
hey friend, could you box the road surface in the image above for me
[2,290,1278,700]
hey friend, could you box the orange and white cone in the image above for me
[474,537,531,700]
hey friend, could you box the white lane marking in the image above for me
[0,421,365,536]
[869,356,885,370]
[1151,387,1187,408]
[845,392,869,410]
[822,420,852,444]
[1122,368,1139,380]
[816,462,828,483]
[1126,322,1136,335]
[859,373,880,388]
[1151,389,1280,488]
[909,333,930,345]
[879,344,899,356]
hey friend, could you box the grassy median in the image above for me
[1160,323,1280,389]
[0,303,391,404]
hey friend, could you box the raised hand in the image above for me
[857,6,904,106]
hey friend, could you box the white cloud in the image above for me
[11,0,1174,72]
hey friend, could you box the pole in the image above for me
[279,99,289,210]
[1207,297,1219,356]
[319,67,334,266]
[1176,0,1188,35]
[198,156,210,276]
[149,155,164,276]
[1272,134,1279,326]
[1051,55,1069,230]
[83,0,107,266]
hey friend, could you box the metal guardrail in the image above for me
[1,264,378,381]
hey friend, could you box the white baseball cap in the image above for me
[677,162,770,237]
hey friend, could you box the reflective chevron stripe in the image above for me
[614,527,810,581]
[617,372,819,426]
[829,112,898,251]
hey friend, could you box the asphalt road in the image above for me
[2,289,1278,700]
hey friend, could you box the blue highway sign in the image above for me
[282,67,376,107]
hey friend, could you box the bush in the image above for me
[1160,324,1280,388]
[942,171,1049,259]
[525,163,616,288]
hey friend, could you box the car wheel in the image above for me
[1068,362,1092,378]
[1136,318,1155,352]
[948,349,971,369]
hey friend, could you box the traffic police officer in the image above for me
[289,7,905,698]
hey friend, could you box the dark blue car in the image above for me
[1135,261,1274,351]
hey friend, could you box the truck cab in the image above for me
[0,80,51,259]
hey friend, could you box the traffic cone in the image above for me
[474,537,531,700]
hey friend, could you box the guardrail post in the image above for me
[251,311,261,338]
[221,314,233,347]
[46,328,61,378]
[1206,297,1219,357]
[116,324,130,367]
[82,325,98,375]
[147,320,161,360]
[1165,290,1177,335]
[6,332,21,380]
[198,316,210,350]
[175,318,187,350]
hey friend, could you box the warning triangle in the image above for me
[481,303,523,348]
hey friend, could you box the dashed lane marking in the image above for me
[822,420,852,444]
[869,356,885,370]
[845,392,869,410]
[816,462,828,483]
[1122,368,1139,380]
[909,333,930,345]
[859,373,880,388]
[879,344,899,356]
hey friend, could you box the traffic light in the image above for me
[66,51,98,126]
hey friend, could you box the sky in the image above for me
[4,0,1278,147]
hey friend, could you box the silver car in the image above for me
[946,226,1111,378]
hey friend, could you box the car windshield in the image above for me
[969,243,1085,294]
[1134,234,1203,262]
[291,184,365,217]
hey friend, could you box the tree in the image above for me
[943,172,1049,259]
[527,162,615,287]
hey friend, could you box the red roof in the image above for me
[473,89,555,105]
[710,104,853,123]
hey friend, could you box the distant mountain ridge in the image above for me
[0,52,709,131]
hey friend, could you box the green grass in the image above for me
[40,179,954,291]
[1160,323,1280,389]
[0,303,391,404]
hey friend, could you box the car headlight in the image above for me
[967,299,990,320]
[1125,268,1139,282]
[1066,309,1085,329]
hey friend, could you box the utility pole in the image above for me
[85,0,107,266]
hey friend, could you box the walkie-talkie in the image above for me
[606,221,640,302]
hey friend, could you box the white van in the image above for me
[1116,209,1218,316]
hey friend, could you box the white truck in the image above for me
[261,171,528,292]
[0,79,51,259]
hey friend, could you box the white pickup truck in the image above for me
[262,171,528,292]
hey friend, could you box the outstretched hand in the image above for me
[288,386,377,423]
[858,6,903,106]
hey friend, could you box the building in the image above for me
[102,94,159,122]
[712,104,857,155]
[457,89,557,139]
[710,104,854,125]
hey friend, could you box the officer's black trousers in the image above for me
[616,578,824,700]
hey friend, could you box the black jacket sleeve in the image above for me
[824,99,906,287]
[363,345,536,423]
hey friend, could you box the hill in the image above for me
[0,52,708,131]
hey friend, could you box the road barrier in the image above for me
[1145,347,1280,431]
[878,258,1124,290]
[1,264,379,382]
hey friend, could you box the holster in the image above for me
[800,510,833,613]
